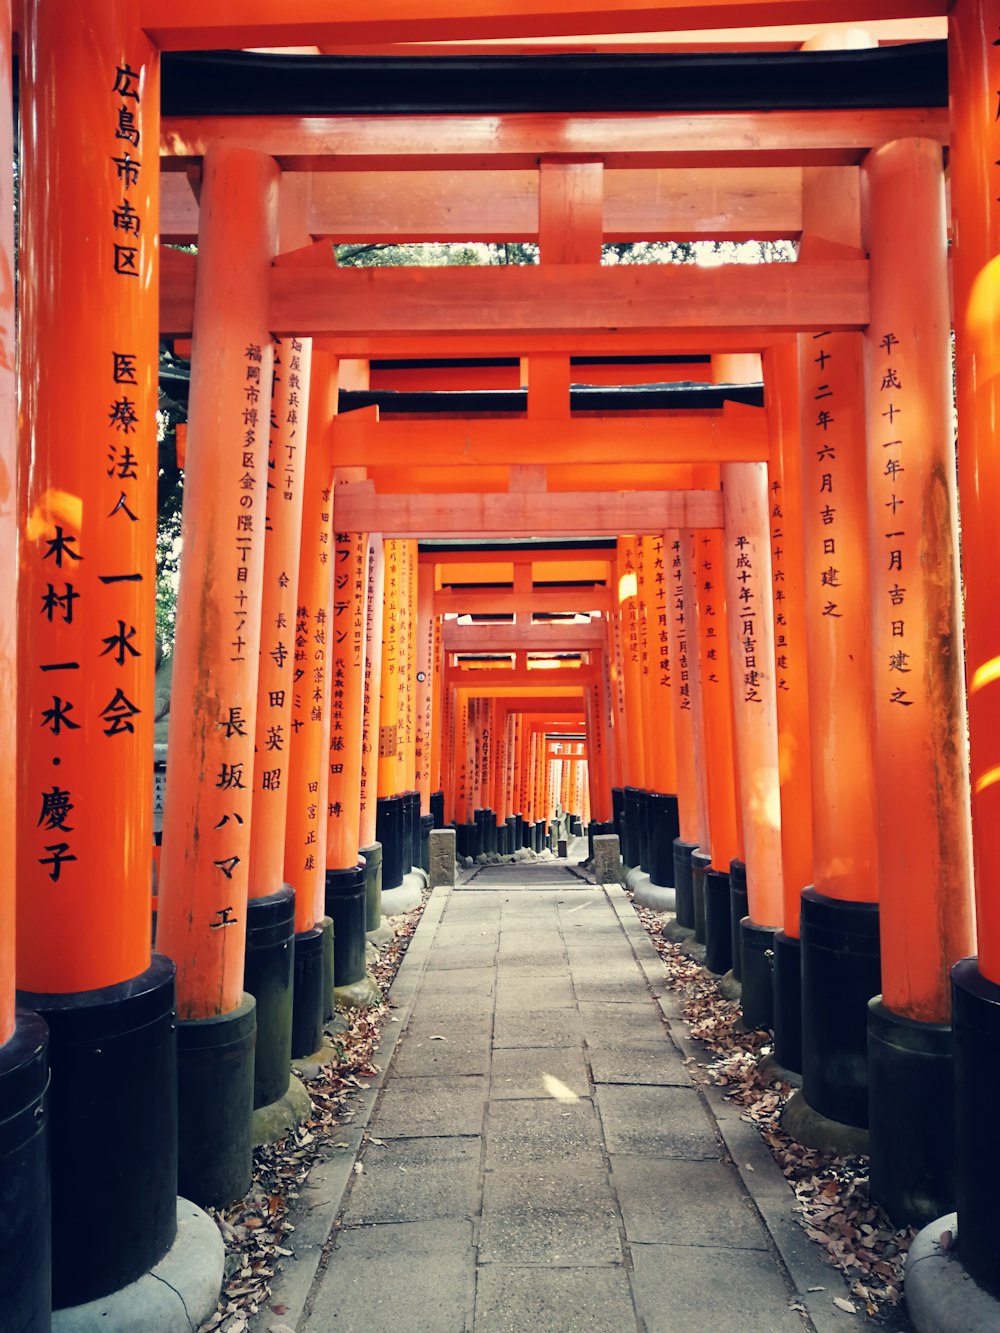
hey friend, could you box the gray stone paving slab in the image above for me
[577,1000,670,1045]
[588,1044,692,1087]
[494,974,577,1011]
[610,1156,770,1248]
[305,1219,475,1332]
[572,974,656,1004]
[392,1026,493,1077]
[494,952,571,977]
[480,1166,623,1265]
[490,1046,591,1100]
[629,1243,806,1333]
[596,1084,724,1158]
[342,1136,482,1225]
[427,944,499,971]
[493,1006,584,1049]
[474,1264,638,1332]
[375,1075,489,1137]
[417,965,497,995]
[485,1098,602,1167]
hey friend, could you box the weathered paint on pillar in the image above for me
[17,4,159,995]
[798,329,879,904]
[326,522,368,869]
[722,461,784,930]
[248,335,311,898]
[283,363,336,933]
[950,0,1000,984]
[694,530,742,869]
[763,346,814,939]
[863,139,975,1020]
[358,536,384,850]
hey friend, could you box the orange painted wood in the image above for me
[326,525,369,869]
[424,546,612,568]
[617,538,647,789]
[331,488,723,538]
[643,534,679,794]
[17,3,159,996]
[762,343,813,939]
[435,587,613,614]
[157,148,278,1019]
[358,535,384,847]
[950,0,1000,985]
[0,0,11,1038]
[283,368,336,931]
[364,463,711,494]
[694,530,743,868]
[442,622,605,650]
[666,530,711,846]
[539,160,603,263]
[268,260,868,338]
[797,329,878,903]
[377,538,404,798]
[369,359,731,392]
[160,109,947,170]
[401,539,419,795]
[863,138,974,1021]
[329,405,769,466]
[721,458,783,929]
[249,337,312,899]
[415,563,436,810]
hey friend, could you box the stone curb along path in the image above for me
[252,883,863,1333]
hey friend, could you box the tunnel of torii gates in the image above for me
[3,0,1000,1328]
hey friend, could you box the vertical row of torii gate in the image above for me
[1,1,1000,1329]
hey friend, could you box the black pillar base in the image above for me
[772,930,803,1075]
[0,1010,50,1332]
[801,887,881,1130]
[244,885,295,1109]
[868,997,954,1227]
[176,992,255,1212]
[638,790,651,873]
[409,792,422,871]
[484,809,497,855]
[21,955,177,1308]
[376,795,404,890]
[622,786,641,869]
[692,850,711,944]
[740,919,775,1033]
[504,815,517,858]
[729,859,748,983]
[704,868,732,975]
[673,840,698,929]
[522,818,532,850]
[473,808,486,858]
[430,789,445,828]
[952,957,1000,1297]
[649,793,680,888]
[291,926,325,1060]
[399,791,416,873]
[514,813,524,849]
[361,842,383,933]
[320,916,335,1022]
[421,814,435,873]
[611,786,624,851]
[326,863,368,988]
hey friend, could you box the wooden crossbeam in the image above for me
[442,622,606,649]
[268,261,866,339]
[160,109,946,170]
[161,166,807,242]
[338,487,721,537]
[435,587,613,613]
[330,402,767,465]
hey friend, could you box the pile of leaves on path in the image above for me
[199,894,428,1333]
[632,901,915,1325]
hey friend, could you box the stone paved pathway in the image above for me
[303,865,814,1332]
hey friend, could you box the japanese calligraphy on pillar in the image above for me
[379,539,400,769]
[30,54,156,900]
[670,537,691,711]
[730,534,763,704]
[769,478,793,695]
[873,331,915,708]
[326,528,367,865]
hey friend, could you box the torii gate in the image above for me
[2,4,999,1331]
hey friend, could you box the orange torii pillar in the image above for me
[693,530,744,975]
[1,0,48,1323]
[358,535,386,925]
[245,334,311,1114]
[375,539,404,889]
[157,146,277,1208]
[415,561,442,854]
[641,533,681,893]
[397,540,421,876]
[860,138,976,1226]
[762,345,814,1076]
[607,582,629,848]
[721,457,784,1030]
[282,364,336,1058]
[16,8,185,1320]
[924,1,1000,1299]
[783,319,881,1144]
[666,530,712,935]
[617,537,647,870]
[325,518,380,1005]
